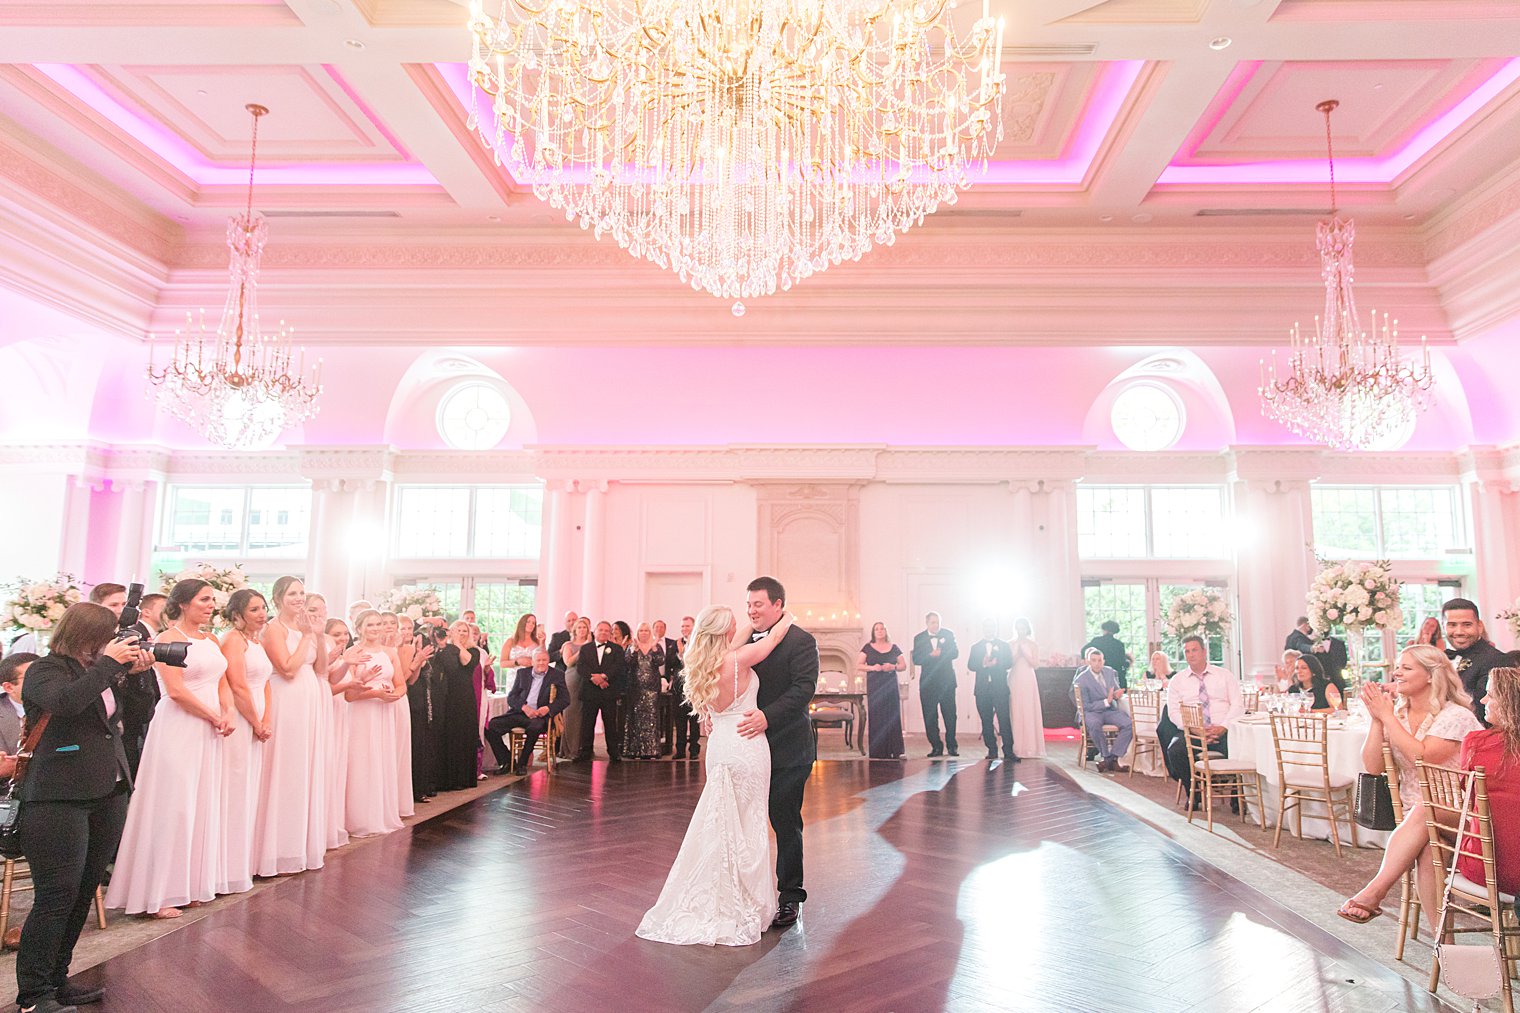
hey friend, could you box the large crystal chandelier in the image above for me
[466,0,1006,301]
[1259,100,1433,451]
[147,104,322,450]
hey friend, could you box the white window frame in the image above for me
[1310,484,1468,560]
[1077,484,1229,560]
[391,483,544,561]
[157,483,312,557]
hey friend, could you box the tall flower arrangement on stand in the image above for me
[1496,598,1520,648]
[1162,587,1233,645]
[3,573,83,643]
[1306,559,1403,682]
[381,584,445,621]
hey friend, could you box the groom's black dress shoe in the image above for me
[771,902,800,928]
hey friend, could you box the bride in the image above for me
[636,604,794,946]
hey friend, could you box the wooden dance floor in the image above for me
[84,759,1450,1012]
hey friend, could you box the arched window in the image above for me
[436,381,512,450]
[1110,381,1184,451]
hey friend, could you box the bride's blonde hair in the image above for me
[682,605,736,717]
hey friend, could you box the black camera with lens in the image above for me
[114,582,190,668]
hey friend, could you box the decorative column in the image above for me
[580,480,607,620]
[299,447,394,608]
[1032,479,1083,655]
[1461,448,1520,625]
[540,480,574,627]
[58,476,95,579]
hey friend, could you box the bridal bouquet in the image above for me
[1306,559,1402,632]
[1162,587,1232,642]
[381,584,445,621]
[3,573,83,632]
[159,561,249,615]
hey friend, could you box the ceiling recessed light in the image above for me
[344,38,365,50]
[195,88,208,97]
[1403,213,1416,221]
[1099,214,1114,223]
[1209,36,1232,51]
[1132,212,1153,224]
[486,214,501,222]
[1373,83,1385,91]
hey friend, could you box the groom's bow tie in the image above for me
[751,630,765,643]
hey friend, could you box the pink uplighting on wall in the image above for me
[33,63,439,186]
[434,60,1147,187]
[1158,57,1520,186]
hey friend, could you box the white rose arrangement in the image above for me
[1496,598,1520,642]
[3,573,84,632]
[1306,559,1402,633]
[1162,587,1232,642]
[380,584,445,621]
[159,562,250,625]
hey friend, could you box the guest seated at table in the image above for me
[1074,648,1131,773]
[1274,649,1302,692]
[1290,654,1344,713]
[484,649,569,775]
[1338,645,1483,926]
[1143,650,1181,761]
[1141,651,1172,687]
[1163,637,1245,793]
[1455,662,1520,897]
[1408,616,1446,652]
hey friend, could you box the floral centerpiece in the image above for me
[3,572,83,636]
[1306,559,1403,633]
[158,562,250,619]
[1162,587,1233,643]
[381,584,445,621]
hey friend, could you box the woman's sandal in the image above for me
[1337,898,1383,924]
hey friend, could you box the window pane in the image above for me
[246,488,311,557]
[1311,488,1379,558]
[395,488,471,557]
[1156,582,1226,665]
[1082,583,1147,664]
[1380,487,1458,558]
[1150,488,1225,558]
[1076,487,1146,558]
[472,582,538,647]
[473,487,544,558]
[166,486,245,553]
[1395,582,1461,647]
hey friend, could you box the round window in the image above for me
[1110,382,1185,451]
[436,382,512,450]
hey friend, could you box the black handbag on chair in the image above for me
[1354,770,1397,831]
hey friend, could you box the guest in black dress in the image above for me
[858,622,906,759]
[408,647,443,801]
[435,621,482,791]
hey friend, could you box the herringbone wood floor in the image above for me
[74,758,1453,1012]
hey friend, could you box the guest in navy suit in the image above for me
[484,649,569,775]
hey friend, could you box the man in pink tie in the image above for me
[1163,635,1245,801]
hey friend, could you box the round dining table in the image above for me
[1226,712,1390,849]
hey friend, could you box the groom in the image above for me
[738,576,819,929]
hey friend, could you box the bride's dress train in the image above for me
[636,676,777,946]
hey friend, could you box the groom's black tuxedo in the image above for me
[751,620,819,907]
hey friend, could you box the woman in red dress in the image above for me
[1457,661,1520,895]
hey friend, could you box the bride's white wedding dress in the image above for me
[637,660,777,946]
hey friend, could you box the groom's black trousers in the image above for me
[769,763,812,906]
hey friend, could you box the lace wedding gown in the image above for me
[637,661,777,946]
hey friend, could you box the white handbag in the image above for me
[1433,775,1507,1011]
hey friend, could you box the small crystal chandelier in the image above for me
[466,0,1006,300]
[1259,99,1433,451]
[147,104,322,450]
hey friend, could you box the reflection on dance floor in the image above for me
[83,759,1444,1012]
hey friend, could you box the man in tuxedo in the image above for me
[1285,616,1316,655]
[912,612,960,757]
[547,610,578,670]
[1311,633,1349,692]
[484,649,569,775]
[1445,597,1507,725]
[654,619,696,759]
[575,621,628,762]
[738,576,818,930]
[118,591,166,779]
[967,620,1016,762]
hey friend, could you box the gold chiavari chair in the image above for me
[1128,687,1162,780]
[1269,712,1359,858]
[1,859,107,939]
[1418,761,1519,1012]
[1074,688,1119,771]
[1181,702,1265,834]
[1385,743,1421,960]
[508,685,563,774]
[1242,686,1261,714]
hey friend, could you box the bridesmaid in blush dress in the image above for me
[310,594,351,851]
[106,579,232,918]
[1010,618,1047,759]
[254,576,330,875]
[344,611,405,837]
[216,589,274,896]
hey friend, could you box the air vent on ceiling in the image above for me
[1004,44,1099,56]
[1195,208,1327,218]
[260,210,401,219]
[935,208,1023,219]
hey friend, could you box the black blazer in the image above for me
[912,629,960,684]
[1285,628,1316,655]
[547,629,572,669]
[661,637,684,680]
[967,638,1013,685]
[117,620,161,729]
[753,624,820,768]
[506,667,570,717]
[17,653,132,802]
[576,640,628,697]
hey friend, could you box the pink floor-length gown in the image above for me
[328,673,351,850]
[395,691,414,820]
[1011,638,1047,759]
[345,652,403,837]
[217,638,270,895]
[106,635,225,914]
[251,624,330,874]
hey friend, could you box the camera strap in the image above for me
[10,713,51,792]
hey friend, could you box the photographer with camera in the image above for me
[14,601,150,1013]
[105,579,232,921]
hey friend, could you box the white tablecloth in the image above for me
[1227,715,1389,849]
[481,691,512,739]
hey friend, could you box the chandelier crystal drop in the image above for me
[466,0,1007,299]
[146,104,322,450]
[1259,99,1434,452]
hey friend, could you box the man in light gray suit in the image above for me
[1074,647,1132,773]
